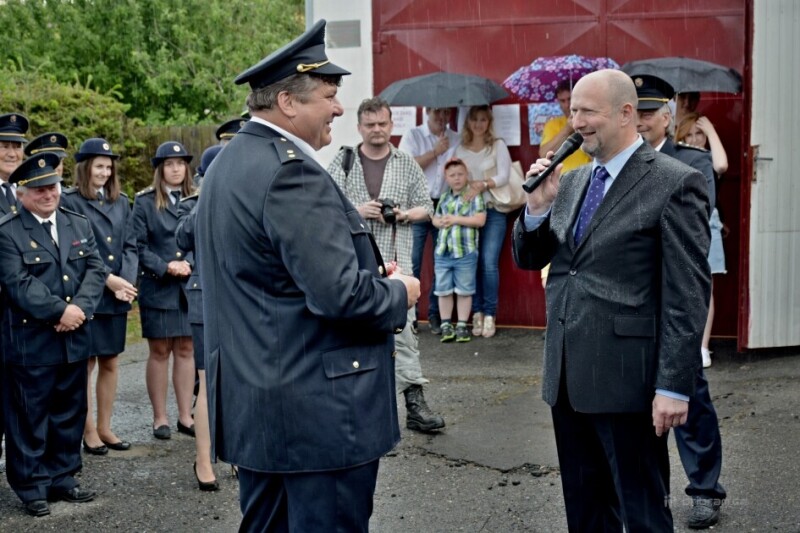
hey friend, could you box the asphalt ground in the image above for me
[1,327,799,532]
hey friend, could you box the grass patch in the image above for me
[126,301,143,346]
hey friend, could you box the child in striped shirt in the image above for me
[432,158,487,342]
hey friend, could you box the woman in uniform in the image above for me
[131,141,195,440]
[60,138,138,454]
[175,144,223,490]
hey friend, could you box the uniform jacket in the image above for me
[512,143,711,413]
[0,207,106,365]
[175,195,202,325]
[60,188,137,315]
[0,185,18,217]
[661,138,715,211]
[131,187,192,310]
[197,120,408,473]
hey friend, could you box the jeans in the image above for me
[412,219,439,317]
[472,208,507,317]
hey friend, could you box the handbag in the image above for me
[485,160,526,213]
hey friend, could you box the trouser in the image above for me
[674,368,727,499]
[4,360,88,503]
[472,208,507,317]
[394,308,428,394]
[238,459,380,533]
[412,217,439,318]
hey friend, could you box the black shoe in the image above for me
[429,313,442,335]
[50,486,96,503]
[404,385,445,432]
[687,498,722,529]
[25,500,50,517]
[101,439,132,451]
[411,320,418,334]
[83,441,108,456]
[177,420,195,437]
[153,424,171,440]
[194,462,220,492]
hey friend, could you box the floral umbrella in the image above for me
[503,55,620,103]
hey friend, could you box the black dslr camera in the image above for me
[378,199,399,224]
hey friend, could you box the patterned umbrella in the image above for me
[503,55,620,103]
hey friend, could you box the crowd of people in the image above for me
[0,17,732,531]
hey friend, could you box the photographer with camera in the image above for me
[329,97,445,433]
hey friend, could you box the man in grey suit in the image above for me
[513,69,711,532]
[196,20,420,532]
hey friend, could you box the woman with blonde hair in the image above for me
[61,138,138,454]
[676,112,728,367]
[449,105,512,338]
[131,141,195,439]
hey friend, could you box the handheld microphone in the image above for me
[522,132,584,193]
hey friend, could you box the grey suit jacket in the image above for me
[513,143,711,413]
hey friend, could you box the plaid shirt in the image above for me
[328,145,433,273]
[434,188,485,258]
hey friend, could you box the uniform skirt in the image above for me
[708,208,726,275]
[191,323,205,370]
[88,314,128,356]
[140,307,191,339]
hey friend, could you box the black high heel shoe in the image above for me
[194,462,219,492]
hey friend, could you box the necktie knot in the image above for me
[170,190,181,204]
[574,166,609,244]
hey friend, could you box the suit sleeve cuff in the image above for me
[523,205,551,231]
[655,389,690,402]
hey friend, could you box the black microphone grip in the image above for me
[522,132,584,193]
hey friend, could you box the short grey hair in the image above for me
[246,73,343,112]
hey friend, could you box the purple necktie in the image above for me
[574,166,610,244]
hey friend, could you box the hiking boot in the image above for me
[482,315,496,338]
[455,324,471,342]
[429,313,442,335]
[687,498,722,529]
[440,322,455,342]
[471,312,484,337]
[403,385,445,432]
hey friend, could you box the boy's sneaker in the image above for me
[455,324,471,343]
[440,322,455,342]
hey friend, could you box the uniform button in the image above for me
[63,275,69,281]
[23,318,27,324]
[108,255,114,261]
[569,269,577,276]
[378,265,385,275]
[106,236,112,242]
[176,251,182,258]
[558,318,565,325]
[98,201,104,206]
[192,283,198,288]
[79,251,84,256]
[394,327,403,334]
[352,361,360,369]
[35,256,41,262]
[391,351,397,358]
[66,296,72,302]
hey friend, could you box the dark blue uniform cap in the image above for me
[215,118,247,141]
[151,141,193,169]
[24,132,69,159]
[234,19,350,90]
[75,137,120,162]
[198,145,223,177]
[631,74,676,110]
[0,113,29,144]
[8,152,63,188]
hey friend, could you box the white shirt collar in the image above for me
[593,135,645,179]
[32,211,57,226]
[250,116,320,164]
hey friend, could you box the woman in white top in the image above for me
[449,105,511,338]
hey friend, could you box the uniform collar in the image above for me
[250,116,320,164]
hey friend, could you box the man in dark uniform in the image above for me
[633,73,726,529]
[197,19,419,532]
[215,118,246,146]
[0,112,28,475]
[24,132,69,176]
[0,152,106,517]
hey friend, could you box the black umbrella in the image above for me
[621,57,742,93]
[379,72,508,108]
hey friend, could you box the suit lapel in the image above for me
[575,144,655,250]
[20,209,60,259]
[56,210,73,269]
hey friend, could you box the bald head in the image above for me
[570,69,639,163]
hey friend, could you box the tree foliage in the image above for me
[0,0,304,124]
